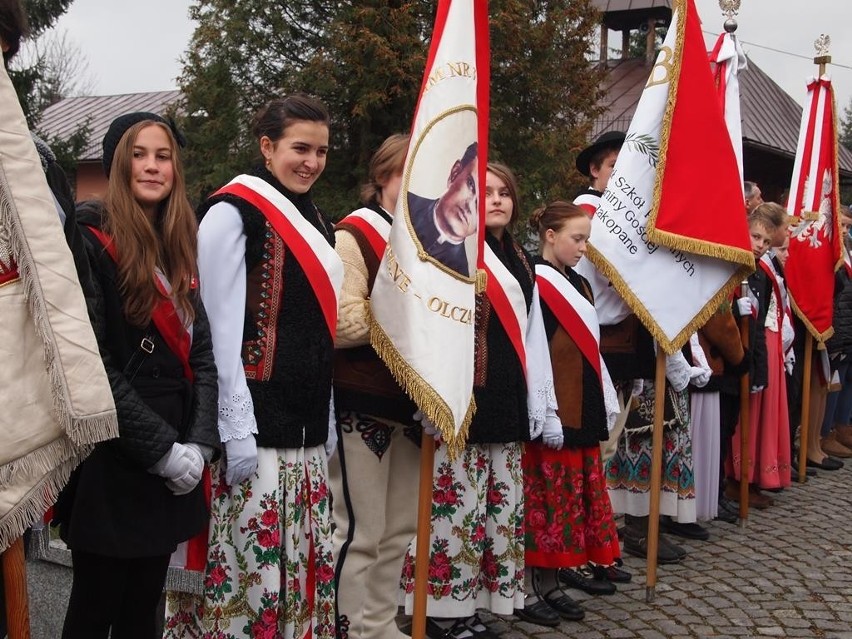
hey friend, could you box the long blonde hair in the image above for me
[103,120,198,327]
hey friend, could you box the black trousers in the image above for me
[719,391,741,492]
[62,550,170,639]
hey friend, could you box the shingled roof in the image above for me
[37,90,182,162]
[591,56,852,176]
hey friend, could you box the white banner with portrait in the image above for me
[370,0,488,453]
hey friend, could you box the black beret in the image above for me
[102,112,186,177]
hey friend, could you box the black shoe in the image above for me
[661,518,710,541]
[591,563,632,583]
[791,460,818,477]
[715,504,738,524]
[514,599,560,627]
[541,587,585,621]
[426,618,473,639]
[806,456,844,471]
[623,532,684,564]
[464,614,500,639]
[557,567,616,595]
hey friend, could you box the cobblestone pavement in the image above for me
[477,463,852,639]
[26,464,851,638]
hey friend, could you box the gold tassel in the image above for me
[476,268,488,294]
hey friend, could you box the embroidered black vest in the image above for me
[199,170,335,449]
[469,232,534,444]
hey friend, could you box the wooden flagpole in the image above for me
[411,434,436,639]
[738,281,751,525]
[2,537,31,639]
[645,344,667,603]
[797,334,814,483]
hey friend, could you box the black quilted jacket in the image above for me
[55,203,220,558]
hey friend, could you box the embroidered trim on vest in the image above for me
[244,225,285,381]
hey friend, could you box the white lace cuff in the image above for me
[218,389,259,442]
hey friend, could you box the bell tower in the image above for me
[592,0,673,65]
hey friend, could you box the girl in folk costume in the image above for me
[521,201,625,624]
[729,204,792,504]
[821,207,852,458]
[165,95,343,639]
[330,134,420,639]
[57,113,219,638]
[401,163,561,638]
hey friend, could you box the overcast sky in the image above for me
[49,0,852,112]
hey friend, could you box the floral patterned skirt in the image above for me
[523,443,620,569]
[606,412,696,522]
[400,442,524,618]
[164,445,336,639]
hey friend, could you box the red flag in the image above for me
[648,0,751,262]
[785,76,843,343]
[584,0,753,354]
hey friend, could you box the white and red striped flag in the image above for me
[785,75,843,343]
[585,0,753,354]
[370,0,489,453]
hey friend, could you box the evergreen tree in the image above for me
[176,0,605,219]
[8,0,75,126]
[840,96,852,152]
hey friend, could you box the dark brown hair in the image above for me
[0,0,28,65]
[529,200,587,239]
[104,120,198,327]
[486,162,520,227]
[250,94,330,142]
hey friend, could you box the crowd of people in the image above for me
[3,2,852,638]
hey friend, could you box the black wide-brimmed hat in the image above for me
[575,130,626,177]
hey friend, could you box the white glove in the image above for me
[784,350,796,375]
[750,385,765,394]
[325,397,338,460]
[631,379,644,397]
[150,443,203,496]
[166,444,205,496]
[781,314,795,353]
[541,415,564,450]
[665,350,692,392]
[413,410,441,441]
[736,297,753,316]
[689,366,711,388]
[224,434,258,486]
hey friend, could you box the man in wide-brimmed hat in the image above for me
[573,130,626,216]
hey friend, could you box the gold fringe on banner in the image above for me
[644,0,754,269]
[788,293,834,347]
[370,318,474,459]
[586,244,753,355]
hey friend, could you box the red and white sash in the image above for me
[214,174,344,338]
[573,191,600,218]
[86,227,195,380]
[483,243,528,374]
[84,226,209,583]
[339,207,392,262]
[535,263,603,383]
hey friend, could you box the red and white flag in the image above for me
[370,0,489,452]
[709,28,747,182]
[785,75,843,343]
[585,0,753,354]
